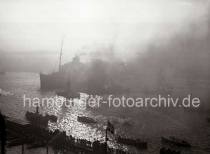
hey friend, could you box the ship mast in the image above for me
[59,37,64,72]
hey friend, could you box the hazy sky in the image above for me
[0,0,209,69]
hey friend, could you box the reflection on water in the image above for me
[44,94,125,151]
[46,95,103,141]
[0,72,210,154]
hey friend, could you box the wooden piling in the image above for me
[21,144,24,154]
[46,145,48,154]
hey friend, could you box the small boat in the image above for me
[161,136,191,148]
[26,112,57,124]
[8,137,34,147]
[77,116,97,124]
[160,147,181,154]
[25,107,57,127]
[117,136,147,149]
[27,140,47,149]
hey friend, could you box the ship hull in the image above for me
[161,137,191,147]
[40,73,67,90]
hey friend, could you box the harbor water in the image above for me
[0,72,210,154]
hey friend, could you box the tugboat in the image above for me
[161,136,191,148]
[77,116,97,124]
[116,136,147,149]
[25,107,57,127]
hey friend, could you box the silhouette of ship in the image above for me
[40,37,68,90]
[161,136,191,147]
[40,72,67,90]
[77,116,97,124]
[25,107,57,127]
[39,38,129,95]
[117,136,147,149]
[160,147,181,154]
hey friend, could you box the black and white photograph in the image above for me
[0,0,210,154]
